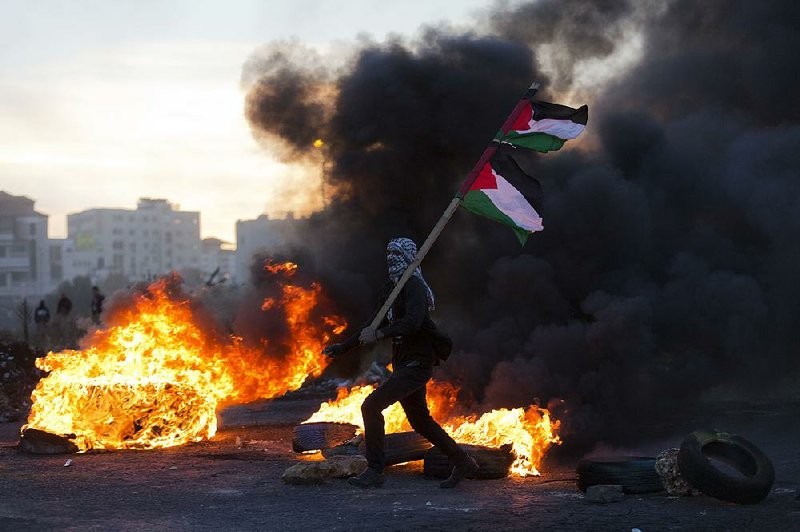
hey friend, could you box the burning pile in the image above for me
[23,264,346,451]
[305,380,560,476]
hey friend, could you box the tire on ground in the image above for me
[423,444,514,479]
[677,429,774,504]
[358,431,433,466]
[576,457,664,494]
[292,422,358,453]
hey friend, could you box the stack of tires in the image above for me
[575,430,775,504]
[292,423,517,480]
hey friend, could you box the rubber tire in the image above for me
[423,444,514,480]
[677,429,775,504]
[292,422,358,453]
[576,457,664,494]
[357,431,433,466]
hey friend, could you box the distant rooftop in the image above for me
[0,190,45,217]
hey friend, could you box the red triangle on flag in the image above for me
[508,102,532,133]
[468,161,498,191]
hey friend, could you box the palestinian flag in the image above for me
[460,146,544,245]
[458,89,587,245]
[495,100,588,153]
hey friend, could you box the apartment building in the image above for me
[0,191,52,299]
[64,198,201,282]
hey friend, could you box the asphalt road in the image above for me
[0,396,798,531]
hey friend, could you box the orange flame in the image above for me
[305,380,560,476]
[24,265,345,451]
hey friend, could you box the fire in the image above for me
[305,380,560,476]
[24,265,346,451]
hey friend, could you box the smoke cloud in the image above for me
[242,0,800,450]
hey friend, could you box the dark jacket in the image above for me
[342,276,448,368]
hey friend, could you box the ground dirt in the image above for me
[0,396,798,531]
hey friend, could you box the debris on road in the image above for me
[281,461,332,485]
[326,455,368,478]
[18,428,78,455]
[63,459,73,467]
[655,448,696,496]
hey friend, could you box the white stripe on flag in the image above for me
[483,171,544,232]
[517,118,585,140]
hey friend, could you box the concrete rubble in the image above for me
[584,485,625,504]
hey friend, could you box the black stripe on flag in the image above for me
[532,101,589,125]
[490,145,544,214]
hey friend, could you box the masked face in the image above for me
[387,247,407,281]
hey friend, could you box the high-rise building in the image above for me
[63,198,201,282]
[0,191,52,300]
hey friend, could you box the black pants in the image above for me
[361,365,468,472]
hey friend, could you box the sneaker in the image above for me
[440,454,479,488]
[348,467,385,488]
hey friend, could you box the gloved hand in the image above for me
[359,327,379,345]
[322,343,345,358]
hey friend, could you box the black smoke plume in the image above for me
[242,0,800,450]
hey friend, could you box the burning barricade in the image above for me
[285,379,561,482]
[20,263,346,452]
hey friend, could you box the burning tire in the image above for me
[423,444,514,479]
[292,422,358,453]
[677,429,774,504]
[576,457,664,494]
[357,431,433,466]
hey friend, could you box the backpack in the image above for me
[423,320,453,363]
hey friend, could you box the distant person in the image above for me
[56,293,72,317]
[91,286,105,324]
[34,300,51,326]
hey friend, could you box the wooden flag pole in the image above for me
[368,81,541,330]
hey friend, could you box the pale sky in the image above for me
[0,0,491,243]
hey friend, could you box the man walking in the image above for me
[323,238,478,488]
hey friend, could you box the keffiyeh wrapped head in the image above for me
[386,237,435,313]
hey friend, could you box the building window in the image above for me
[97,257,105,269]
[0,246,5,257]
[112,241,124,250]
[29,223,36,236]
[11,272,27,283]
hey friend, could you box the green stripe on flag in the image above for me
[495,131,566,152]
[460,190,531,245]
